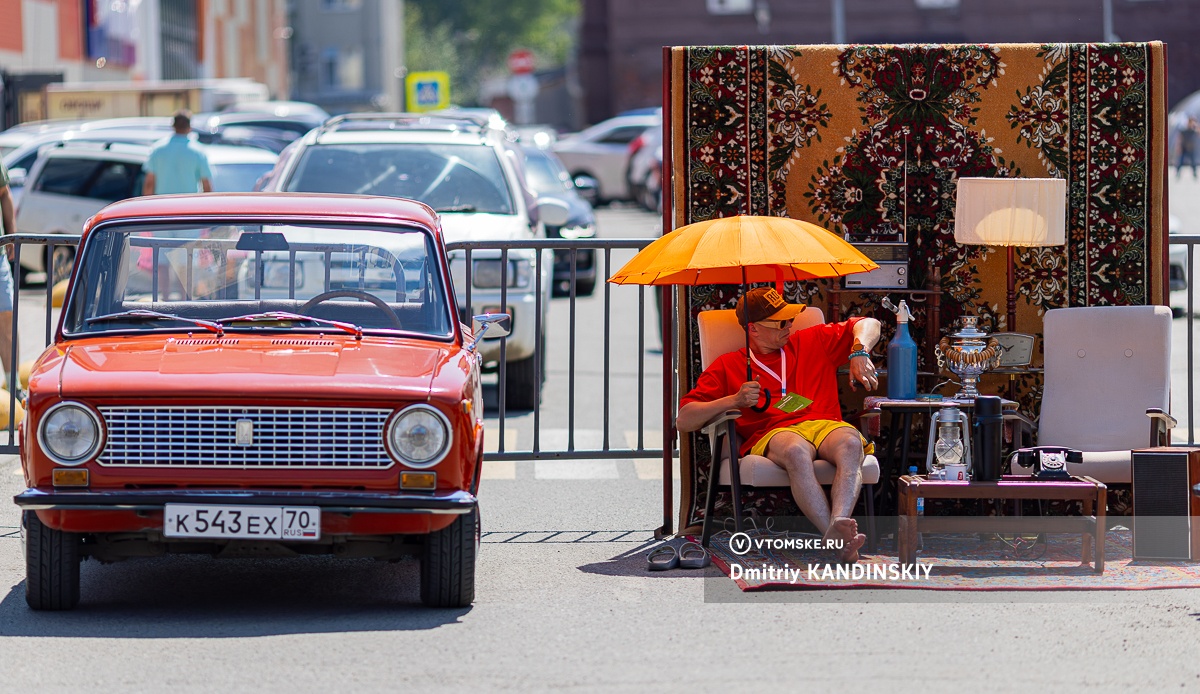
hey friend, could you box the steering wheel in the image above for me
[299,290,403,330]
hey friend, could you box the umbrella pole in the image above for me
[743,267,751,381]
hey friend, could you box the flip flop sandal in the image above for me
[647,544,679,571]
[678,541,711,569]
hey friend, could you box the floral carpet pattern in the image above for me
[670,43,1167,530]
[705,529,1200,591]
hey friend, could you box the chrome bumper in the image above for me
[14,488,477,514]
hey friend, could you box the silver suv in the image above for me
[257,113,568,410]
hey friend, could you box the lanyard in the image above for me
[748,349,786,396]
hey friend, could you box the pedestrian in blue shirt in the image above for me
[143,110,213,195]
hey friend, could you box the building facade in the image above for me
[0,0,290,126]
[580,0,1198,124]
[287,0,404,114]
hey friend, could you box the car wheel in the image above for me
[420,506,478,608]
[23,510,81,611]
[48,245,75,287]
[574,276,596,297]
[504,332,544,411]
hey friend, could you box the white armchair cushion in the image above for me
[719,453,881,486]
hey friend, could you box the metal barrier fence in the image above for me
[1170,234,1200,445]
[0,233,82,454]
[445,238,670,462]
[0,236,676,466]
[6,231,1196,468]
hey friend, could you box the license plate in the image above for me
[163,504,321,541]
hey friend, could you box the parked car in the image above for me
[257,113,569,410]
[192,111,324,152]
[15,140,278,284]
[15,193,503,610]
[0,119,88,157]
[625,116,663,212]
[553,112,659,204]
[520,144,598,296]
[2,118,178,206]
[1169,213,1187,297]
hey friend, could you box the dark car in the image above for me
[520,145,598,297]
[192,110,325,152]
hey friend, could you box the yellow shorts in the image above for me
[748,420,873,457]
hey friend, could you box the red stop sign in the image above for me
[508,49,535,75]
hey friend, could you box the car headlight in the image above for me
[386,404,452,469]
[473,259,531,288]
[38,402,103,465]
[557,223,595,240]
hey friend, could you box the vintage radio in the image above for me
[1131,447,1200,560]
[843,243,909,289]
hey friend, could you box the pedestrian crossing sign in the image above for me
[405,71,450,112]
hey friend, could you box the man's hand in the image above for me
[848,354,879,391]
[732,381,762,408]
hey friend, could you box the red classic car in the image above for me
[15,193,509,610]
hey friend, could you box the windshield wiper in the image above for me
[434,204,477,213]
[86,309,224,336]
[219,311,363,340]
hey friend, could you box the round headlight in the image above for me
[38,402,103,465]
[386,405,451,468]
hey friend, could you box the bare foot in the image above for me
[825,516,867,564]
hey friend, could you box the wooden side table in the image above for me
[897,474,1107,573]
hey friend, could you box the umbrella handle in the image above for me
[751,387,771,413]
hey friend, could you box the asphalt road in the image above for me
[0,204,1197,691]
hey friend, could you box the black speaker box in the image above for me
[1131,447,1200,560]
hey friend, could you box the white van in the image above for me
[15,141,277,284]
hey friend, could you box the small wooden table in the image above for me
[897,474,1107,573]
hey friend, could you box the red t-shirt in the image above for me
[681,317,862,455]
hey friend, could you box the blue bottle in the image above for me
[887,300,918,400]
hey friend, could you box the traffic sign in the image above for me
[405,71,450,112]
[507,49,535,75]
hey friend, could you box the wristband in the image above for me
[849,350,871,360]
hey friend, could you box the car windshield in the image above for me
[283,142,515,214]
[210,162,276,192]
[523,150,571,194]
[63,221,455,339]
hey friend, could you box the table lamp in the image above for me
[953,177,1066,331]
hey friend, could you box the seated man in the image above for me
[676,287,881,563]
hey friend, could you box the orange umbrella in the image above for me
[609,214,878,411]
[609,215,877,286]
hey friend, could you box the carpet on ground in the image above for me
[702,528,1200,591]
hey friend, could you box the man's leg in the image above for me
[815,427,867,561]
[0,310,16,391]
[763,431,832,535]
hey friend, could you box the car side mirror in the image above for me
[536,198,570,227]
[572,175,598,204]
[8,168,26,187]
[465,313,511,353]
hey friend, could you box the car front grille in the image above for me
[97,406,394,469]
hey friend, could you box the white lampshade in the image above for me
[953,177,1067,247]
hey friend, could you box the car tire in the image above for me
[48,245,75,287]
[504,332,545,411]
[24,510,81,611]
[420,506,478,608]
[574,276,596,297]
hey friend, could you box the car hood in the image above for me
[437,212,534,244]
[54,336,458,400]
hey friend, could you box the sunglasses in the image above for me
[756,318,794,330]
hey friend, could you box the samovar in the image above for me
[935,315,1003,400]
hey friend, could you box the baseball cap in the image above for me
[734,287,806,326]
